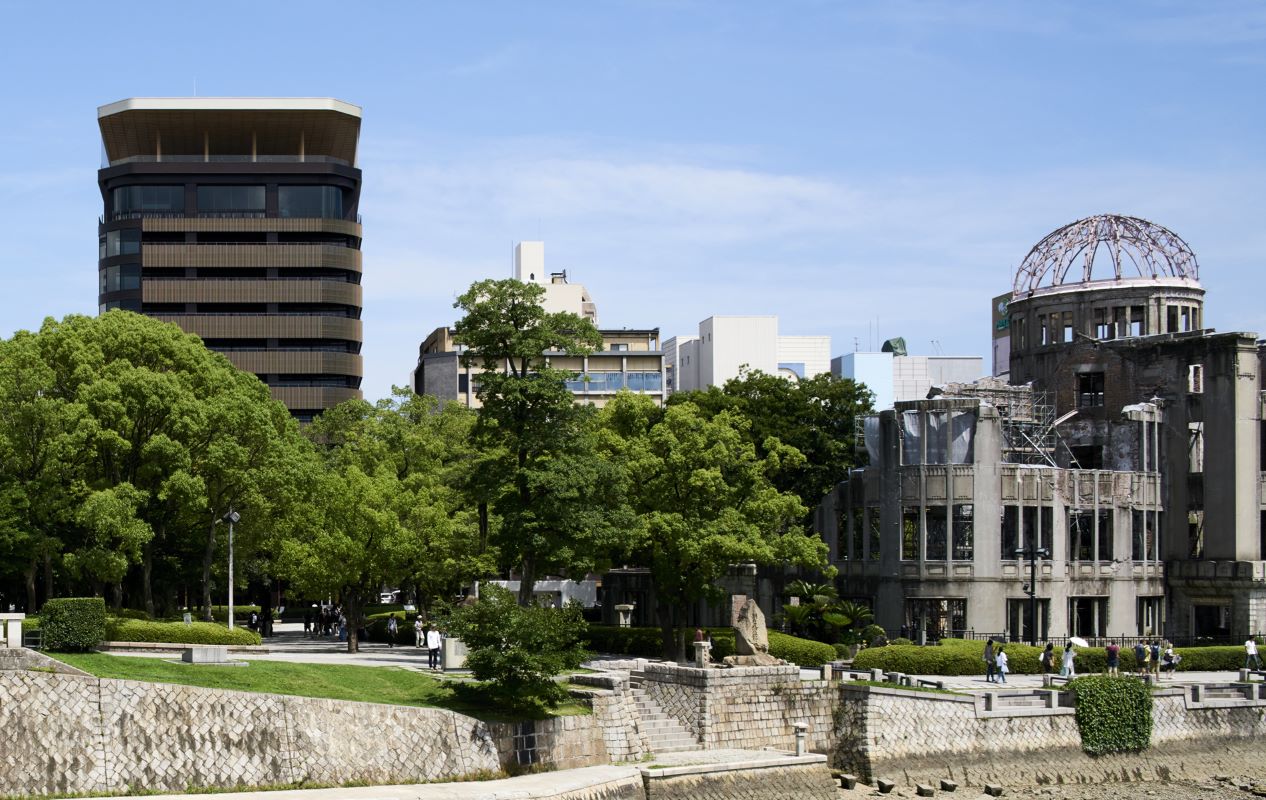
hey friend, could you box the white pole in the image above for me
[227,508,235,630]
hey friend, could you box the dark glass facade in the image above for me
[96,99,365,418]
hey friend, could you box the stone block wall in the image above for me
[640,663,837,751]
[0,671,611,797]
[641,756,838,800]
[573,671,651,762]
[833,681,1266,788]
[488,714,611,772]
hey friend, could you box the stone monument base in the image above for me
[724,653,787,667]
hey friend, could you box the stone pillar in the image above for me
[693,640,711,669]
[614,604,634,628]
[0,614,24,648]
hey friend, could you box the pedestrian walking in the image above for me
[303,610,312,636]
[1040,643,1055,674]
[983,638,997,683]
[1060,644,1076,677]
[996,648,1009,684]
[1133,642,1148,677]
[1105,642,1120,676]
[1245,637,1261,671]
[414,616,425,648]
[1161,643,1178,677]
[386,615,398,648]
[1149,641,1161,678]
[426,626,443,670]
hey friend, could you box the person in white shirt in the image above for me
[1246,638,1261,671]
[414,616,425,648]
[426,626,443,670]
[995,649,1009,684]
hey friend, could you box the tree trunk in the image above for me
[142,537,155,619]
[42,551,54,605]
[24,558,37,613]
[345,590,360,654]
[201,516,217,621]
[673,604,688,664]
[657,600,675,661]
[111,582,123,611]
[517,554,536,607]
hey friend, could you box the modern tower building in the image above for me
[96,98,364,420]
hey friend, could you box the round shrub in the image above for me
[768,631,837,666]
[41,597,107,652]
[583,625,664,656]
[106,618,261,646]
[1068,675,1152,754]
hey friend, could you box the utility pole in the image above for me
[224,509,241,629]
[1016,544,1050,645]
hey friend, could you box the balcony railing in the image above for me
[108,154,352,167]
[102,212,363,224]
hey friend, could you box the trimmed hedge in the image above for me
[41,598,107,652]
[106,618,262,646]
[582,625,836,666]
[1068,675,1153,754]
[853,638,1248,675]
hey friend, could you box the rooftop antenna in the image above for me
[854,337,860,352]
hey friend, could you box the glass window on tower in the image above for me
[104,229,141,257]
[197,186,266,214]
[278,186,344,218]
[112,186,184,215]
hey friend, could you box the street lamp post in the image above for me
[1015,544,1050,646]
[224,509,240,629]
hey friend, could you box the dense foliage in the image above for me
[1068,675,1153,754]
[852,638,1245,675]
[446,586,590,711]
[584,625,838,666]
[1,296,872,666]
[39,597,107,651]
[105,618,261,646]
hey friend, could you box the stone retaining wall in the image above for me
[640,755,837,800]
[0,671,611,797]
[834,682,1266,787]
[639,663,836,751]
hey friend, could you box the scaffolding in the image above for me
[941,380,1058,466]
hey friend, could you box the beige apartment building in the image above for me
[412,242,664,408]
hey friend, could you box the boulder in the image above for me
[733,598,769,656]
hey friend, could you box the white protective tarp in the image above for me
[864,415,882,465]
[901,410,922,465]
[949,411,975,464]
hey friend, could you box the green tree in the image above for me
[446,584,590,711]
[598,392,829,661]
[452,279,623,605]
[670,369,874,511]
[307,390,496,607]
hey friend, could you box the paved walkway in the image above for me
[116,750,807,800]
[919,670,1242,693]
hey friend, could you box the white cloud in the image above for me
[352,141,1266,400]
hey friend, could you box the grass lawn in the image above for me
[52,653,589,721]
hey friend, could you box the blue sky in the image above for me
[2,1,1264,400]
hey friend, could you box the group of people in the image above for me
[384,614,444,670]
[982,637,1266,682]
[303,606,348,640]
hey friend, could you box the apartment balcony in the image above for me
[223,350,362,377]
[142,243,361,271]
[269,385,362,410]
[151,314,362,341]
[142,279,362,306]
[121,215,363,236]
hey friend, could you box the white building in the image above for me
[664,316,831,393]
[513,241,598,324]
[832,349,983,409]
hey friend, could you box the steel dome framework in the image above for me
[1014,214,1199,295]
